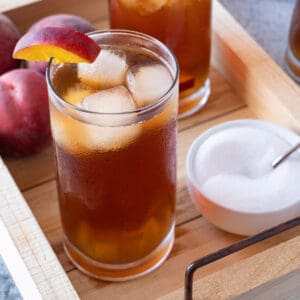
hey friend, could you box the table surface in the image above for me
[0,0,299,298]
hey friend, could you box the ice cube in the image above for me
[119,0,169,15]
[126,64,173,108]
[51,86,141,153]
[79,85,137,126]
[78,49,128,89]
[62,83,96,105]
[51,104,141,154]
[53,85,141,152]
[50,107,88,154]
[87,121,141,152]
[80,85,136,114]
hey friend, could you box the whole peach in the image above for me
[26,61,48,74]
[0,69,51,156]
[27,14,95,74]
[0,14,21,75]
[28,14,95,33]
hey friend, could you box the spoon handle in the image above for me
[272,142,300,168]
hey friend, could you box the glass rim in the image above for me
[46,29,179,117]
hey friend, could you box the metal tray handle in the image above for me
[184,216,300,300]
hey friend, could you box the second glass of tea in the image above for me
[47,30,178,280]
[286,0,300,82]
[109,0,212,118]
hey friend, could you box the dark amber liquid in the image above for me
[289,0,300,60]
[54,120,176,264]
[109,0,211,98]
[287,0,300,79]
[51,51,177,265]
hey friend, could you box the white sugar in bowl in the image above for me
[186,119,300,236]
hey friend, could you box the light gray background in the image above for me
[219,0,296,71]
[0,256,22,300]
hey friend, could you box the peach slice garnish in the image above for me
[13,26,101,64]
[179,74,195,92]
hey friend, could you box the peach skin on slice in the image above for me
[179,74,195,92]
[13,26,101,64]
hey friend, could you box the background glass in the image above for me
[286,0,300,82]
[109,0,212,118]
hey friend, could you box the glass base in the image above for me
[285,46,300,83]
[179,79,211,119]
[63,224,174,281]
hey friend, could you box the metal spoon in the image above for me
[272,142,300,168]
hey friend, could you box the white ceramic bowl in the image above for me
[186,119,300,236]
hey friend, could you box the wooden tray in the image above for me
[1,1,300,299]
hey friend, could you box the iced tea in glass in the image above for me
[286,0,300,82]
[109,0,212,118]
[46,30,178,280]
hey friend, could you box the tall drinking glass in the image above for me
[109,0,212,118]
[46,30,178,280]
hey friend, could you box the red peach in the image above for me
[0,69,51,156]
[26,61,48,75]
[29,14,95,34]
[0,14,21,75]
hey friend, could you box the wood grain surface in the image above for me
[161,236,300,299]
[0,219,42,299]
[0,157,78,299]
[236,268,300,300]
[1,1,300,299]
